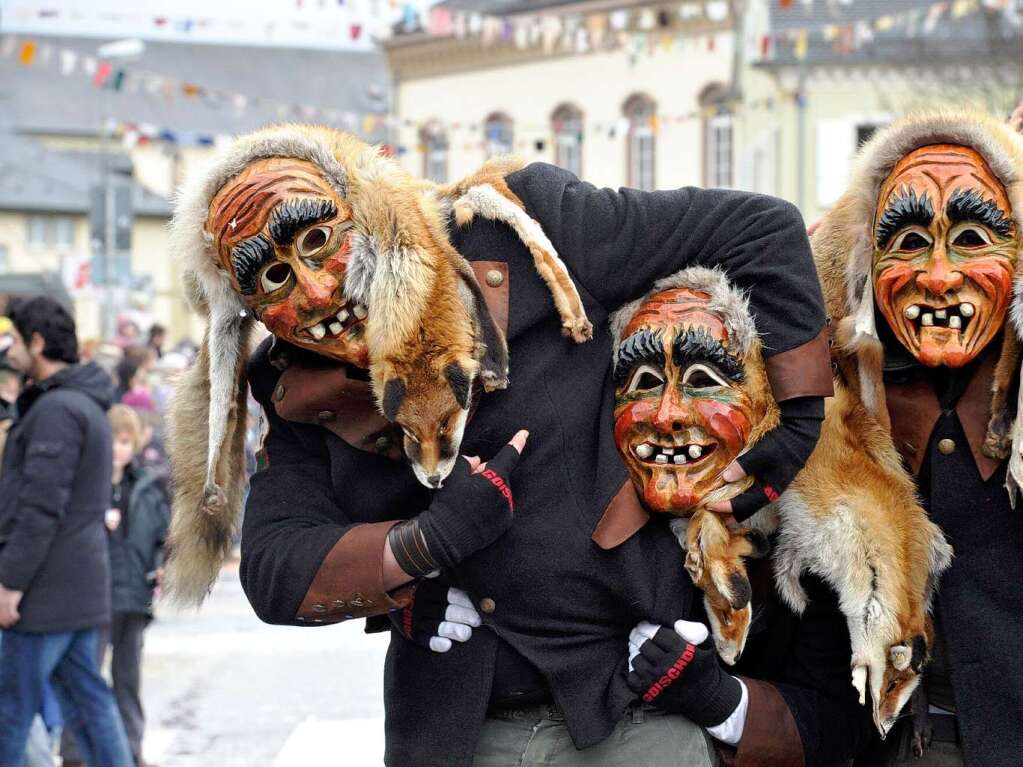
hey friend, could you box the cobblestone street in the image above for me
[140,561,388,766]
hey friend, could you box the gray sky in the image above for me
[0,0,408,50]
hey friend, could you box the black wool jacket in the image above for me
[240,164,847,766]
[857,346,1023,767]
[0,362,114,633]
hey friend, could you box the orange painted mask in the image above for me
[873,145,1019,368]
[208,157,370,368]
[613,288,757,514]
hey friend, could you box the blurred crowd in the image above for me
[0,296,205,767]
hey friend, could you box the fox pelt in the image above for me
[164,124,591,604]
[671,372,951,738]
[656,302,951,739]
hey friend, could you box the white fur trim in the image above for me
[609,266,758,365]
[203,303,246,501]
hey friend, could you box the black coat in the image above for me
[108,465,169,616]
[0,362,114,633]
[241,166,851,766]
[923,420,1023,767]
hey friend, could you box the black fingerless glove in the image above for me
[387,578,449,647]
[626,627,743,728]
[395,442,520,572]
[731,396,824,522]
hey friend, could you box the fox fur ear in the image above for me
[444,360,473,410]
[382,377,407,422]
[743,528,771,559]
[455,262,509,392]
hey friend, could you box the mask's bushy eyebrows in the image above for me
[269,198,338,247]
[231,234,274,295]
[876,187,934,248]
[946,187,1014,237]
[673,326,744,382]
[614,328,665,385]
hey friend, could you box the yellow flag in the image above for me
[18,40,37,65]
[794,29,808,59]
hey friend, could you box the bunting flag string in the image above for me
[3,0,1016,149]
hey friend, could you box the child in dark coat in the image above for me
[102,405,169,767]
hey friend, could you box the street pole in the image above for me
[95,39,145,341]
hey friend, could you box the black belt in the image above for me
[487,702,565,722]
[929,713,960,745]
[486,701,652,724]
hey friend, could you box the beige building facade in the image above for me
[386,5,740,193]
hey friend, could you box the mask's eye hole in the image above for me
[297,225,332,257]
[260,262,293,293]
[891,228,932,253]
[626,364,665,394]
[951,225,991,249]
[682,363,730,389]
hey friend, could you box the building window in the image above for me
[55,216,75,249]
[623,94,656,191]
[484,112,514,158]
[420,122,449,183]
[700,83,733,188]
[551,104,583,178]
[26,215,49,249]
[706,114,733,188]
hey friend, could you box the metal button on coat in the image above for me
[479,597,496,614]
[938,438,956,455]
[273,384,286,402]
[374,436,391,452]
[485,269,504,288]
[316,410,335,423]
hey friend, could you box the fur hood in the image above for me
[810,107,1023,499]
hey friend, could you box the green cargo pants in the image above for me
[471,703,719,767]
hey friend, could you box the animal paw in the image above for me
[982,430,1011,460]
[851,665,868,706]
[684,546,703,583]
[561,317,593,343]
[480,370,510,392]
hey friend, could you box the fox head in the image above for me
[853,632,930,739]
[378,353,479,489]
[875,635,930,738]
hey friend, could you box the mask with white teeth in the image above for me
[612,286,775,514]
[208,156,371,368]
[872,144,1019,368]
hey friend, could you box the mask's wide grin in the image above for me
[298,300,368,341]
[902,300,975,336]
[632,440,716,467]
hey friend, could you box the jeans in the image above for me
[62,613,149,764]
[0,628,132,767]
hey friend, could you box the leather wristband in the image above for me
[387,518,440,578]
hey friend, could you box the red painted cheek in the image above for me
[694,400,751,455]
[875,265,915,313]
[261,300,300,338]
[614,401,657,446]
